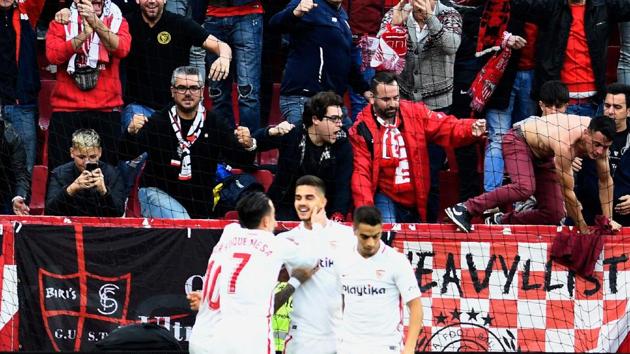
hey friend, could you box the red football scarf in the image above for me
[468,32,513,113]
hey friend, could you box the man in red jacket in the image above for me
[349,71,486,223]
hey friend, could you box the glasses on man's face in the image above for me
[322,115,344,124]
[173,85,203,94]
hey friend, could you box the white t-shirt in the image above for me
[278,220,355,337]
[334,241,420,347]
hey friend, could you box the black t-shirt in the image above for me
[0,8,18,104]
[301,137,327,176]
[124,11,208,110]
[610,128,629,177]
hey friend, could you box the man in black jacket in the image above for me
[0,119,30,215]
[120,66,256,219]
[511,0,630,116]
[46,129,125,217]
[254,91,353,221]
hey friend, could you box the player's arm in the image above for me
[555,147,588,233]
[274,266,319,313]
[403,297,422,354]
[595,155,614,219]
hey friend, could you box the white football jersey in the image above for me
[278,220,355,337]
[334,241,420,347]
[189,224,240,354]
[206,224,312,354]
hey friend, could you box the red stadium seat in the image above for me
[251,169,274,192]
[257,149,279,165]
[223,210,238,220]
[29,165,48,215]
[124,164,144,218]
[38,80,55,166]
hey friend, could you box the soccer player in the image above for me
[273,175,356,354]
[335,206,423,354]
[193,191,317,354]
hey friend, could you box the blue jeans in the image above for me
[3,104,37,173]
[619,22,630,85]
[484,70,535,192]
[280,95,353,128]
[204,14,262,131]
[374,192,421,223]
[566,101,601,117]
[349,44,375,121]
[138,187,191,219]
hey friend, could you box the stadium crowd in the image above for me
[0,0,630,233]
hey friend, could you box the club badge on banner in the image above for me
[16,224,221,351]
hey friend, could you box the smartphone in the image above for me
[85,162,99,172]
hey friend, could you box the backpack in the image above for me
[213,173,264,216]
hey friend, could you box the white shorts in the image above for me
[337,341,401,354]
[284,332,336,354]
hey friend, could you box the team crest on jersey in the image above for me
[157,31,171,45]
[375,269,385,279]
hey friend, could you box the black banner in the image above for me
[16,224,221,351]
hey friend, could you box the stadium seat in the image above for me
[223,210,238,220]
[124,165,144,218]
[29,165,48,215]
[252,169,274,192]
[257,149,279,165]
[38,80,55,166]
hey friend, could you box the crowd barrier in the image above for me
[0,216,629,352]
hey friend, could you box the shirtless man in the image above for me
[445,114,620,234]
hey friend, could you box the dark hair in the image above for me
[353,206,382,228]
[588,116,617,141]
[236,191,272,229]
[370,71,399,93]
[295,175,326,195]
[302,91,344,128]
[539,80,569,107]
[606,83,630,107]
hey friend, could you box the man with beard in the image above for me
[272,175,355,354]
[253,91,353,221]
[350,71,486,223]
[119,66,255,219]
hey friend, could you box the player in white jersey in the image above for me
[273,175,356,354]
[335,206,423,354]
[189,224,241,354]
[203,192,317,354]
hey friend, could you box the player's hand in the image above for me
[12,196,30,216]
[310,206,327,228]
[472,119,486,137]
[402,347,416,354]
[90,168,107,196]
[208,56,230,82]
[506,35,527,50]
[293,0,317,17]
[54,8,71,24]
[269,121,295,136]
[234,126,253,148]
[128,114,148,135]
[187,291,202,311]
[571,157,583,173]
[610,219,622,232]
[615,195,630,215]
[291,264,319,284]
